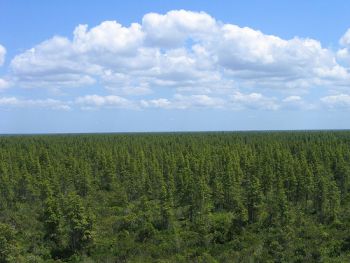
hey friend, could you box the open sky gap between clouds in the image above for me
[1,10,350,111]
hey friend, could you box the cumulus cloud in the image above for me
[0,44,5,66]
[0,97,71,110]
[76,94,136,109]
[73,21,144,54]
[217,25,350,89]
[282,96,302,103]
[141,92,282,110]
[142,10,217,47]
[340,29,350,47]
[320,94,350,109]
[0,92,348,112]
[141,94,225,109]
[229,92,279,110]
[10,36,97,89]
[7,10,350,96]
[74,93,226,110]
[2,10,350,112]
[0,78,10,91]
[141,98,171,109]
[281,95,315,110]
[337,28,350,67]
[101,70,152,95]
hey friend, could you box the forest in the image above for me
[1,131,350,262]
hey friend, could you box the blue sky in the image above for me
[1,0,350,133]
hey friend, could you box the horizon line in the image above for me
[1,128,350,136]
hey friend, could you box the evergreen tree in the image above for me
[64,193,94,254]
[0,223,18,263]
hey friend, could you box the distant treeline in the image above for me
[1,131,350,262]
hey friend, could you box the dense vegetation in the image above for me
[1,131,350,262]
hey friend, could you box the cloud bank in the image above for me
[1,10,350,110]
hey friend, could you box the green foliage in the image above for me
[64,192,94,254]
[1,131,350,261]
[0,223,18,263]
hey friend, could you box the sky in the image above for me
[1,0,350,133]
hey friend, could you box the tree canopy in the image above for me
[0,131,350,262]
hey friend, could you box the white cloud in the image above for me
[141,92,285,110]
[9,10,350,95]
[1,93,344,112]
[141,94,225,109]
[73,21,144,54]
[0,97,71,110]
[337,48,350,63]
[281,95,315,110]
[141,98,171,108]
[0,78,10,90]
[340,29,350,47]
[283,95,302,103]
[101,70,152,95]
[0,44,5,66]
[142,10,217,48]
[337,28,350,66]
[172,94,225,109]
[76,94,136,109]
[321,94,350,109]
[0,97,18,105]
[10,36,98,89]
[217,25,350,89]
[229,92,279,110]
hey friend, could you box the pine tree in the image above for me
[0,223,18,263]
[64,192,94,253]
[245,173,263,223]
[42,194,64,253]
